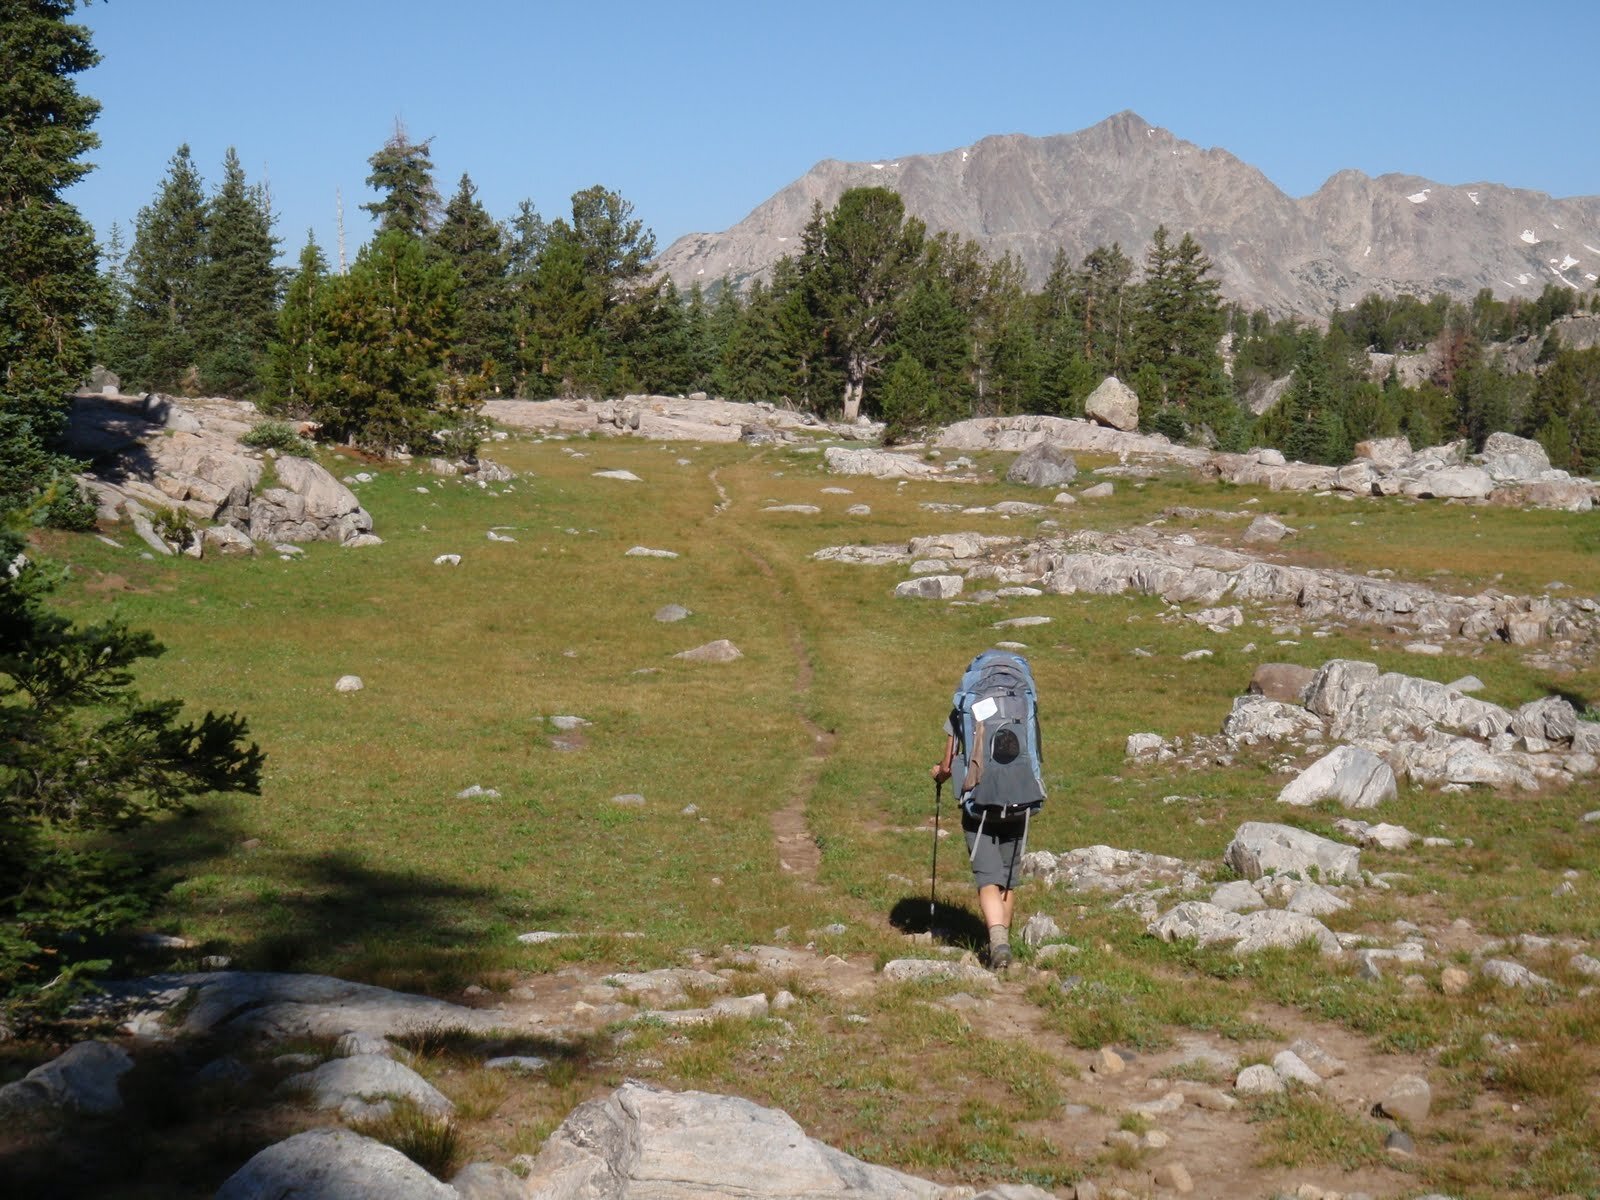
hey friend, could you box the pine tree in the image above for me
[1,561,263,999]
[263,233,328,415]
[197,147,280,395]
[0,0,102,530]
[505,199,548,394]
[309,228,460,452]
[1133,227,1235,442]
[432,173,510,388]
[117,145,208,391]
[362,121,441,238]
[802,187,925,419]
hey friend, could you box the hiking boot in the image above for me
[988,943,1012,971]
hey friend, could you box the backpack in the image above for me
[950,649,1046,819]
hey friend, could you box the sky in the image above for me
[65,0,1600,267]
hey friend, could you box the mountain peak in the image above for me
[657,117,1600,314]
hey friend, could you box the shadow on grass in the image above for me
[2,804,596,1199]
[887,897,987,952]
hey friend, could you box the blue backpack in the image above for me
[950,649,1046,820]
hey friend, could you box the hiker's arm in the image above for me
[931,734,956,783]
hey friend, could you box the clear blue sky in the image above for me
[66,0,1600,266]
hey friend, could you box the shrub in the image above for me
[241,419,314,455]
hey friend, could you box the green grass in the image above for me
[25,430,1600,1198]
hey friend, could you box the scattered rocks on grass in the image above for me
[626,545,679,558]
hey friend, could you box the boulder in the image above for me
[1005,442,1077,489]
[84,970,506,1041]
[1221,695,1324,745]
[1400,465,1494,500]
[518,1081,949,1200]
[215,1128,457,1200]
[1276,746,1397,810]
[1353,436,1413,469]
[1478,432,1552,482]
[1224,821,1361,883]
[823,447,945,480]
[282,1054,454,1119]
[1510,696,1578,743]
[1242,514,1296,543]
[1248,663,1316,704]
[0,1041,133,1116]
[673,640,743,663]
[1083,376,1140,432]
[894,576,963,600]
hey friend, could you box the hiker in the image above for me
[931,649,1046,971]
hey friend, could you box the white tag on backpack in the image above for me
[972,697,998,722]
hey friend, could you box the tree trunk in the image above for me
[842,371,863,422]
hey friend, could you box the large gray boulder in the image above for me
[1221,695,1324,745]
[214,1128,457,1200]
[1225,821,1361,883]
[1276,746,1397,810]
[1083,376,1140,431]
[1399,465,1494,500]
[518,1081,951,1199]
[253,455,374,545]
[1478,432,1552,482]
[1005,441,1077,488]
[0,1040,133,1116]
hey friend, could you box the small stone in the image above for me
[610,793,645,806]
[334,675,363,693]
[1377,1074,1432,1123]
[1142,1130,1171,1150]
[1272,1050,1322,1088]
[1186,1086,1237,1112]
[1093,1047,1125,1075]
[1385,1128,1416,1157]
[1234,1064,1284,1095]
[653,604,691,622]
[1439,966,1470,995]
[1151,1162,1193,1193]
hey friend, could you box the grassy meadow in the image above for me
[25,428,1600,1197]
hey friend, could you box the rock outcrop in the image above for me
[66,393,379,552]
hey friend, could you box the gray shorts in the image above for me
[962,808,1029,890]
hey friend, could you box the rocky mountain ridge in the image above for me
[657,111,1600,318]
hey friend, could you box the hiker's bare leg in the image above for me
[977,884,1015,930]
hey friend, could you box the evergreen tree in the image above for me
[1072,242,1135,376]
[1133,227,1235,442]
[802,187,924,420]
[893,278,969,406]
[1,560,263,1000]
[504,198,548,394]
[196,147,280,395]
[309,228,459,452]
[362,121,441,238]
[432,173,511,388]
[0,0,102,529]
[263,233,328,415]
[878,355,941,444]
[117,145,208,391]
[93,221,132,371]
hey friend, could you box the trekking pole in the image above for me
[929,777,943,920]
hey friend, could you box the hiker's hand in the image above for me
[931,762,951,783]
